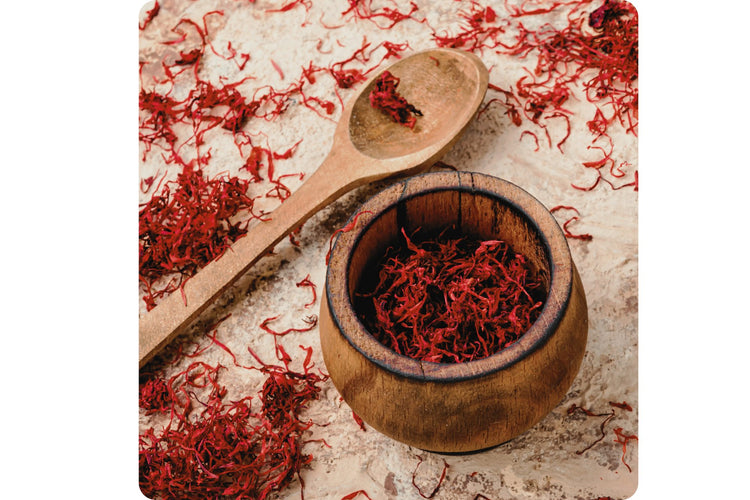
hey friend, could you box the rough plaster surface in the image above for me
[139,1,638,498]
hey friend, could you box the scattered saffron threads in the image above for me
[296,274,318,308]
[139,0,160,31]
[567,404,616,455]
[266,0,312,16]
[139,350,328,499]
[259,314,318,360]
[480,83,523,126]
[200,10,253,70]
[342,0,422,30]
[369,70,423,128]
[355,228,546,363]
[138,165,258,310]
[572,165,638,193]
[503,0,579,18]
[567,401,636,470]
[326,210,373,265]
[352,411,366,431]
[612,427,638,472]
[411,456,449,499]
[505,0,637,140]
[328,44,371,89]
[550,205,593,241]
[341,490,374,500]
[206,330,256,370]
[432,1,507,52]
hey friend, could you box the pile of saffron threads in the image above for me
[139,344,328,499]
[355,228,546,363]
[138,165,258,310]
[369,70,423,129]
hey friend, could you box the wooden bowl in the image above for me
[319,171,588,453]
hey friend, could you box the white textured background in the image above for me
[138,1,637,499]
[4,1,749,500]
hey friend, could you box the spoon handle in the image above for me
[139,152,368,367]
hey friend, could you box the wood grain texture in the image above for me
[320,171,588,452]
[139,49,489,367]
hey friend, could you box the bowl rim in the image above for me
[325,171,573,382]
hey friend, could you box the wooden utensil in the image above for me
[320,171,588,452]
[139,48,489,367]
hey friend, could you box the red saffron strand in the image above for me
[296,274,318,308]
[139,0,160,31]
[612,427,638,472]
[326,210,373,265]
[271,58,285,80]
[609,401,633,411]
[351,411,367,431]
[519,130,540,151]
[341,490,374,500]
[411,457,449,499]
[550,205,593,241]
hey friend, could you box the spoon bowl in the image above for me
[347,49,488,160]
[139,48,489,368]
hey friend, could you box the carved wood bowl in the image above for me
[319,171,588,453]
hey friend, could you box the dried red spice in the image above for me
[568,403,616,455]
[341,490,374,500]
[567,401,637,471]
[296,274,318,308]
[138,375,172,415]
[326,210,373,264]
[612,427,638,472]
[432,1,507,52]
[609,401,633,411]
[351,411,366,431]
[266,0,311,15]
[342,0,422,30]
[260,314,318,362]
[412,456,449,499]
[140,342,328,499]
[439,0,637,187]
[550,205,593,241]
[369,70,423,129]
[138,165,258,310]
[355,228,546,363]
[139,0,160,31]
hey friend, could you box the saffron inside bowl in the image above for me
[353,226,548,363]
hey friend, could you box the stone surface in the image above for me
[139,1,638,498]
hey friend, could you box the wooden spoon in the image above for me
[139,48,489,368]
